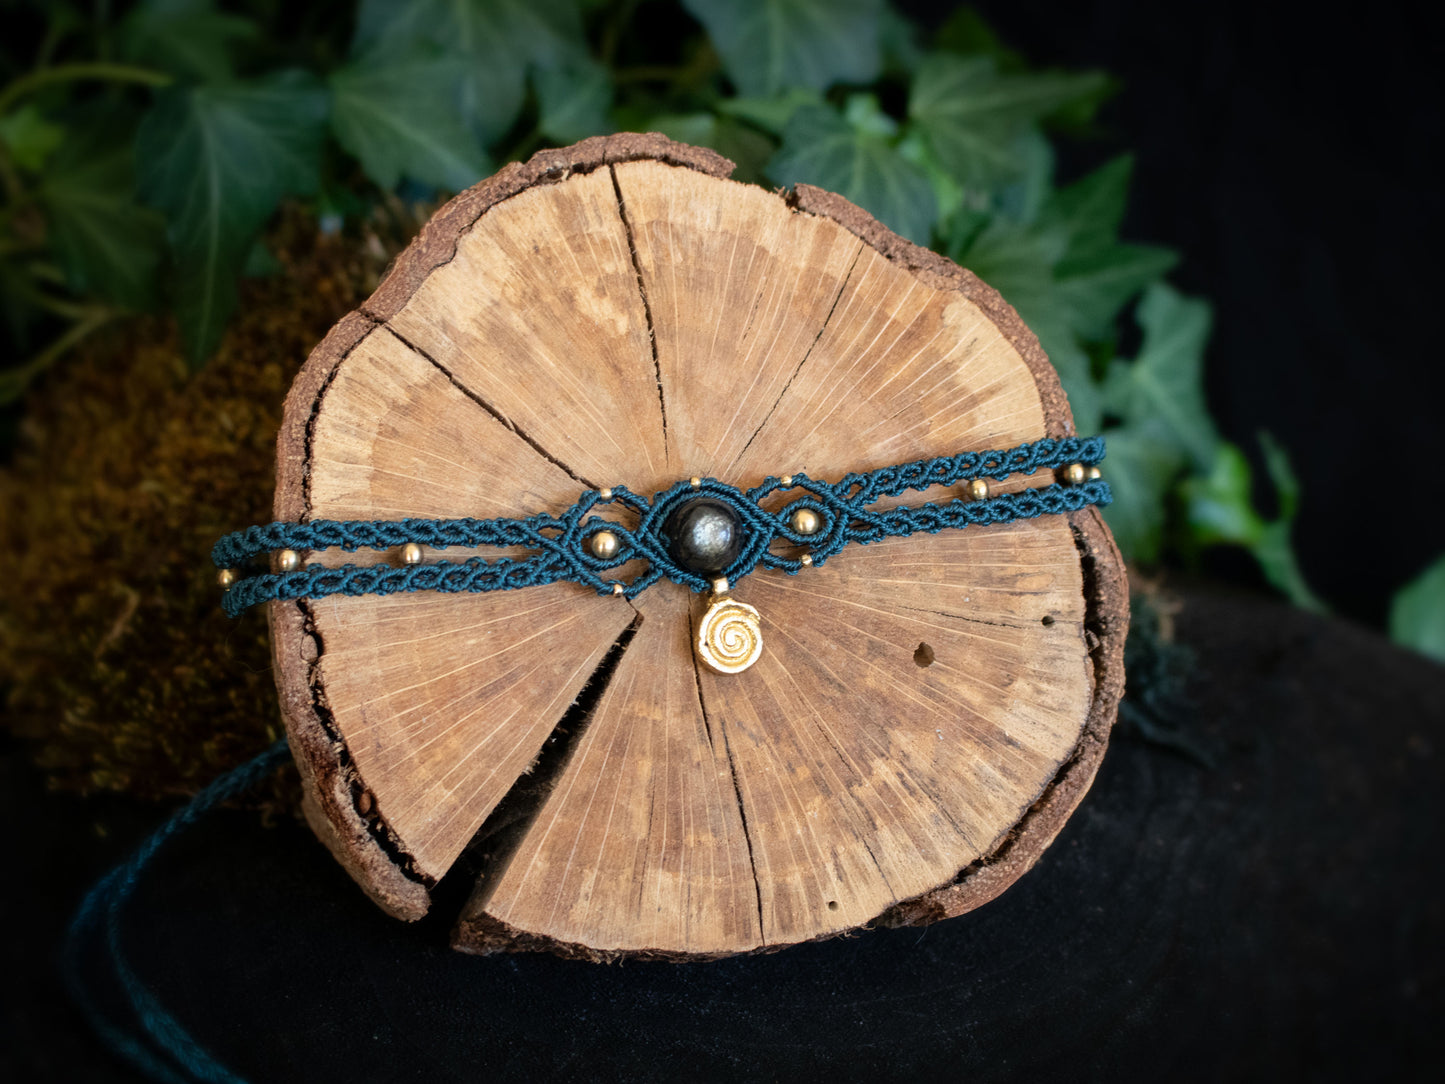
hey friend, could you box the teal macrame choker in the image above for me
[213,436,1111,621]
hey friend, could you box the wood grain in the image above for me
[268,133,1128,957]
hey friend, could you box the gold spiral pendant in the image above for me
[696,591,763,675]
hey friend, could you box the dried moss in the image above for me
[0,208,410,802]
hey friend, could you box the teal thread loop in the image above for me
[64,739,289,1083]
[214,437,1110,617]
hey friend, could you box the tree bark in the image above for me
[267,133,1128,960]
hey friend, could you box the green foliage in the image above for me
[909,54,1106,189]
[1181,435,1325,612]
[40,115,166,309]
[0,0,1322,610]
[535,56,614,143]
[683,0,884,97]
[0,105,65,171]
[329,51,490,191]
[137,71,328,362]
[769,97,936,243]
[352,0,587,144]
[1104,284,1216,471]
[1389,555,1445,663]
[118,0,259,84]
[955,155,1178,436]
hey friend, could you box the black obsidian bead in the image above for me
[662,498,743,574]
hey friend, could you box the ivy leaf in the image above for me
[955,214,1106,430]
[1390,554,1445,663]
[934,7,1026,71]
[1099,420,1185,563]
[717,88,824,136]
[949,158,1176,434]
[897,128,965,229]
[879,6,925,77]
[1252,435,1326,612]
[137,71,327,365]
[1101,284,1217,469]
[645,112,717,148]
[1258,429,1300,521]
[1040,155,1130,251]
[908,54,1106,189]
[1182,441,1265,546]
[534,56,613,144]
[39,117,165,309]
[646,113,776,187]
[768,102,936,244]
[330,51,489,191]
[352,0,586,145]
[1036,318,1101,434]
[1055,243,1177,341]
[1040,157,1176,338]
[1180,435,1323,609]
[683,0,884,96]
[994,128,1054,225]
[118,0,260,83]
[957,208,1067,290]
[0,105,66,171]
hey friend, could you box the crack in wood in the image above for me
[728,241,865,475]
[892,604,1044,631]
[299,599,430,887]
[687,605,766,942]
[716,713,767,944]
[293,316,430,888]
[608,164,669,466]
[803,709,898,900]
[301,317,378,513]
[455,608,645,900]
[380,325,600,492]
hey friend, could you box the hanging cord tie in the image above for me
[64,739,291,1084]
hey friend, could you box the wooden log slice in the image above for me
[268,134,1129,961]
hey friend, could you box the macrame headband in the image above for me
[215,436,1110,674]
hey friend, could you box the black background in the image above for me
[946,0,1445,624]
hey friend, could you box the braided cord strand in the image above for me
[211,437,1103,567]
[216,438,1111,616]
[63,739,290,1084]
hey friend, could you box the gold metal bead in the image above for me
[400,542,424,565]
[611,583,625,596]
[800,553,813,567]
[711,576,730,596]
[277,548,300,572]
[217,568,237,589]
[966,478,990,501]
[780,475,793,487]
[589,530,620,560]
[689,476,702,488]
[789,507,821,536]
[1087,465,1102,481]
[1061,462,1087,486]
[599,487,613,500]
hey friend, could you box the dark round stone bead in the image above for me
[662,498,744,574]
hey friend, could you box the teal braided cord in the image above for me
[213,436,1103,566]
[215,437,1111,617]
[63,740,289,1084]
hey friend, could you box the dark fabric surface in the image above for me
[7,585,1442,1082]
